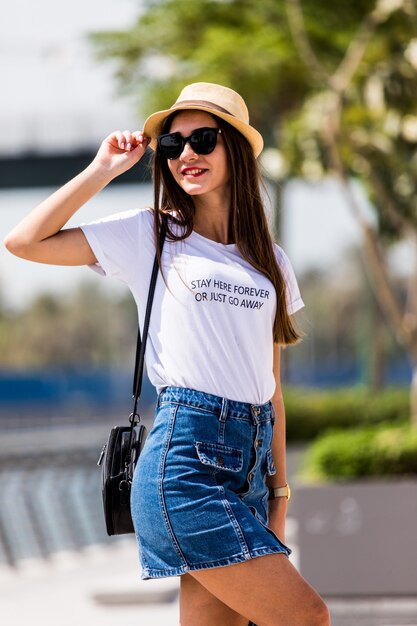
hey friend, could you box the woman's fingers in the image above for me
[94,130,150,176]
[106,130,149,152]
[132,131,151,151]
[121,130,134,150]
[112,130,125,149]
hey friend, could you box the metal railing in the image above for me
[0,409,154,569]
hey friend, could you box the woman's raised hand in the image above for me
[93,130,151,179]
[4,129,151,266]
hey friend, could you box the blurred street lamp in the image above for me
[260,147,293,382]
[260,147,289,241]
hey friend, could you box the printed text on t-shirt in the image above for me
[190,278,270,309]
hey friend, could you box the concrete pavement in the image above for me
[0,541,180,626]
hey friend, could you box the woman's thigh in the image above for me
[188,553,330,626]
[180,574,248,626]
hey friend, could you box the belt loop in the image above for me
[218,398,228,444]
[219,397,228,423]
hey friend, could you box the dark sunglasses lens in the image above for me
[158,133,183,159]
[158,128,219,159]
[189,128,218,154]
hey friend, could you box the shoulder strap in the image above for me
[131,223,166,419]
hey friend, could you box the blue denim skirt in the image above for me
[131,386,291,579]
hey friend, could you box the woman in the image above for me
[4,82,330,626]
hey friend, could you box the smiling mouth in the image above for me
[181,168,208,177]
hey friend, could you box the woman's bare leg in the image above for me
[187,553,330,626]
[180,574,248,626]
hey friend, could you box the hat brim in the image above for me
[143,104,264,158]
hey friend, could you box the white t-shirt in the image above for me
[80,208,304,404]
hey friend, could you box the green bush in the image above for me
[283,386,409,442]
[299,422,417,482]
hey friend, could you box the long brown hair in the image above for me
[152,113,301,345]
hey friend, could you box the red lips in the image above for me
[181,167,208,177]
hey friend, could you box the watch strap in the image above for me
[268,483,291,501]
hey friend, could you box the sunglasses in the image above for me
[157,127,222,160]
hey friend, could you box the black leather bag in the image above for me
[97,227,165,536]
[98,423,148,535]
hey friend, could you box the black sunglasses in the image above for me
[157,127,222,160]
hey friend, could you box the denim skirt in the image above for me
[130,386,291,579]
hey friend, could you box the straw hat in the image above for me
[143,82,264,157]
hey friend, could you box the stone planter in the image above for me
[291,480,417,596]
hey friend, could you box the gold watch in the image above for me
[268,483,291,501]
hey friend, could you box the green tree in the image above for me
[90,0,417,420]
[281,0,417,417]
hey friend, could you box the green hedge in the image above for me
[283,386,410,442]
[299,422,417,482]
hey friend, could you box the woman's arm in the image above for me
[267,343,289,543]
[3,130,149,266]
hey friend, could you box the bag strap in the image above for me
[130,222,166,422]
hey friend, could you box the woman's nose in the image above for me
[179,141,198,160]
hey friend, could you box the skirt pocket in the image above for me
[195,441,243,473]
